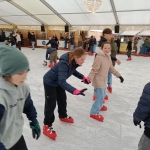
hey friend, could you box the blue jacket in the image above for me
[133,82,150,128]
[43,52,84,94]
[46,48,56,60]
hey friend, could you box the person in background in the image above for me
[126,37,132,61]
[136,37,144,56]
[88,36,95,56]
[143,37,150,57]
[115,36,121,54]
[8,33,16,48]
[0,30,6,46]
[68,35,74,51]
[64,36,69,50]
[53,35,59,50]
[93,36,97,52]
[15,31,21,51]
[78,38,83,48]
[28,31,32,47]
[31,32,36,50]
[0,46,41,150]
[19,32,23,46]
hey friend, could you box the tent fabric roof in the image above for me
[0,0,150,26]
[119,30,141,36]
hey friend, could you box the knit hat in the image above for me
[0,45,29,76]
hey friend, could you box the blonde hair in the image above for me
[69,48,86,66]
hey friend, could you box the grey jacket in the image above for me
[0,76,37,149]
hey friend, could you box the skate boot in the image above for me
[107,87,112,93]
[43,61,47,67]
[48,63,53,68]
[104,95,108,100]
[43,125,57,140]
[100,105,107,111]
[93,95,96,100]
[59,116,74,123]
[90,114,104,122]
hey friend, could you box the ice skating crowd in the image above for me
[0,28,150,150]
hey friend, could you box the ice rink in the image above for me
[21,47,150,150]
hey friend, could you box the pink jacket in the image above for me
[88,49,121,88]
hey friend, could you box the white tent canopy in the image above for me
[119,30,141,36]
[0,0,150,26]
[138,30,150,36]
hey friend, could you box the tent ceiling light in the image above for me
[84,0,103,13]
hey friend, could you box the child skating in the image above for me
[0,46,41,150]
[43,48,91,140]
[43,47,58,68]
[87,42,124,122]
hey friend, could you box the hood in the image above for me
[98,36,107,47]
[0,75,19,91]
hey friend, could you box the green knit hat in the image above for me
[0,45,29,76]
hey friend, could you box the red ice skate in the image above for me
[104,95,108,100]
[100,105,107,111]
[127,57,132,61]
[90,114,104,122]
[43,125,57,140]
[107,87,112,93]
[93,95,96,100]
[49,63,53,68]
[59,116,74,123]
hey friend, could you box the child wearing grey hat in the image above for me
[0,46,41,150]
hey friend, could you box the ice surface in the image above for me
[21,47,150,150]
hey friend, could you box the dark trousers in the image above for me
[44,83,67,126]
[9,135,28,150]
[127,50,132,58]
[17,41,21,51]
[117,46,120,53]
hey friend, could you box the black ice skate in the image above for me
[43,61,47,67]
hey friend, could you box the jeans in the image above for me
[0,42,4,46]
[107,72,112,87]
[93,45,96,52]
[90,46,94,53]
[31,41,35,49]
[70,45,74,51]
[90,88,106,114]
[144,46,149,54]
[12,45,16,48]
[64,42,67,48]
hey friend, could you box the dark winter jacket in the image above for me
[89,38,95,46]
[8,37,16,46]
[126,41,132,50]
[46,48,57,60]
[0,31,6,42]
[65,37,69,43]
[68,37,74,45]
[98,36,117,62]
[43,52,84,94]
[31,34,35,42]
[46,39,58,49]
[133,83,150,128]
[115,38,120,47]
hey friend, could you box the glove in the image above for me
[119,76,124,83]
[133,118,141,128]
[30,121,41,140]
[73,88,87,96]
[82,76,91,84]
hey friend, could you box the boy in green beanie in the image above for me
[0,46,41,150]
